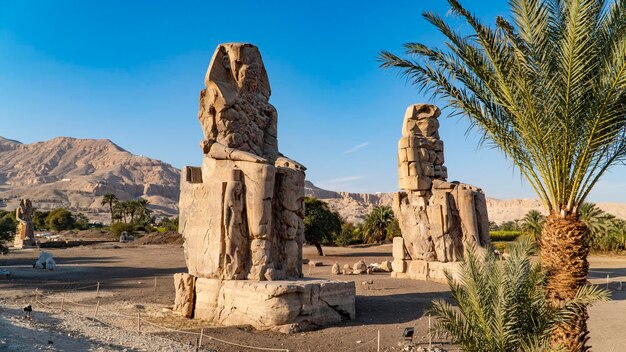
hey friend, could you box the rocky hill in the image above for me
[2,136,624,225]
[0,136,180,222]
[304,181,393,223]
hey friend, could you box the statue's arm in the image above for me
[201,139,267,163]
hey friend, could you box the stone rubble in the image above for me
[331,263,341,275]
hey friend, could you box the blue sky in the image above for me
[1,1,625,201]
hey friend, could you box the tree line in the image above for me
[304,197,400,256]
[493,203,626,253]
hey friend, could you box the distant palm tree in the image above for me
[136,198,150,221]
[128,200,139,223]
[428,240,608,352]
[520,210,545,244]
[100,193,117,224]
[113,201,129,224]
[578,203,611,237]
[362,206,397,243]
[380,0,626,349]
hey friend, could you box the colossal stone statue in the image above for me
[175,43,355,332]
[14,199,35,249]
[180,43,306,282]
[391,104,491,281]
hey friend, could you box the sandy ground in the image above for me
[0,243,625,352]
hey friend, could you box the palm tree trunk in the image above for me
[541,214,590,352]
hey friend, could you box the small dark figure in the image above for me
[23,304,32,320]
[403,327,415,341]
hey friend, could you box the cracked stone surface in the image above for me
[193,278,355,333]
[393,104,491,265]
[175,43,356,332]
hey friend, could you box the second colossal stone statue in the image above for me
[393,104,490,266]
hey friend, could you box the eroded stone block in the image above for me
[392,259,406,273]
[194,279,355,333]
[392,237,405,260]
[173,273,195,318]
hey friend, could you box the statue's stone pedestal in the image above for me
[390,260,460,283]
[12,238,36,249]
[173,275,355,333]
[390,237,460,283]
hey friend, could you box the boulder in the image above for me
[342,264,352,275]
[380,260,392,272]
[331,263,340,275]
[34,252,56,270]
[353,260,367,272]
[119,231,135,243]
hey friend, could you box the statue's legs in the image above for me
[243,163,276,281]
[275,166,305,279]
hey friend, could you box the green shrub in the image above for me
[428,239,609,351]
[45,208,75,231]
[304,197,342,255]
[110,222,135,240]
[156,217,178,232]
[490,230,522,242]
[491,241,508,253]
[0,212,17,254]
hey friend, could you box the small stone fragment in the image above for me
[353,260,367,272]
[342,264,352,275]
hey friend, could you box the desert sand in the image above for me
[0,243,624,352]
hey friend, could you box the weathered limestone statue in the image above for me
[391,104,491,282]
[180,42,306,281]
[14,199,35,248]
[175,43,354,332]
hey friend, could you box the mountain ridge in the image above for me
[0,136,180,222]
[2,136,625,225]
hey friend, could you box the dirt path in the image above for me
[1,244,625,351]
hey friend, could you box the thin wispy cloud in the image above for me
[326,175,365,184]
[342,142,370,155]
[316,175,365,191]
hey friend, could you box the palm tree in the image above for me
[362,206,397,243]
[520,210,545,244]
[113,201,129,224]
[428,240,608,351]
[578,202,612,237]
[100,193,117,224]
[135,198,151,222]
[380,0,626,349]
[128,200,139,223]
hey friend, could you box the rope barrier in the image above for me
[33,288,291,352]
[343,337,377,352]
